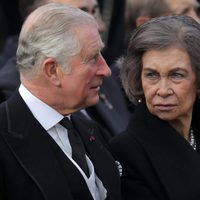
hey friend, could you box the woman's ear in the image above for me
[42,57,61,86]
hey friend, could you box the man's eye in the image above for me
[89,55,98,65]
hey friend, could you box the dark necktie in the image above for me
[59,117,89,177]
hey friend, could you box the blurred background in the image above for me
[0,0,200,66]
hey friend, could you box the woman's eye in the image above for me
[170,72,184,79]
[145,71,159,79]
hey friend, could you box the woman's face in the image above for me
[141,47,197,123]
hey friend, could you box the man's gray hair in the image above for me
[121,15,200,104]
[17,3,96,79]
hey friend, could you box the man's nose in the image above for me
[98,55,111,77]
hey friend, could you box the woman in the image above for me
[110,15,200,200]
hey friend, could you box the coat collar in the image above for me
[127,103,200,199]
[3,92,92,199]
[3,92,121,200]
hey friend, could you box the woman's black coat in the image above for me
[110,101,200,200]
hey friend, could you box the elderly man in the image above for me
[0,3,121,200]
[0,0,132,136]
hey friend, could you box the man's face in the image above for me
[166,0,200,23]
[56,25,111,115]
[51,0,105,32]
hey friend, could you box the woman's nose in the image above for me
[156,79,173,97]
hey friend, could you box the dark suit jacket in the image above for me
[0,92,121,200]
[0,57,133,136]
[110,103,200,200]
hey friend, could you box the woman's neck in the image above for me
[168,113,193,142]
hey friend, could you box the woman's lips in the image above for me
[154,104,176,111]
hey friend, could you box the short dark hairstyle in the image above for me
[121,15,200,104]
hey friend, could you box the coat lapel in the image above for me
[3,93,82,199]
[72,116,121,200]
[3,92,120,200]
[131,105,200,199]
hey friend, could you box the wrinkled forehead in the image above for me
[76,22,102,44]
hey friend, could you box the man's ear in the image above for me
[42,58,61,86]
[136,16,150,27]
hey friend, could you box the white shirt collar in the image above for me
[19,84,64,131]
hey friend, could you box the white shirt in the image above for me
[19,84,107,200]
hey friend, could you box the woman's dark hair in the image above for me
[121,15,200,104]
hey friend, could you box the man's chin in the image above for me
[86,96,100,107]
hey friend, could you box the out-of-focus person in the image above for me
[0,3,121,199]
[21,0,106,33]
[123,0,200,54]
[164,0,200,22]
[124,0,171,56]
[110,15,200,199]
